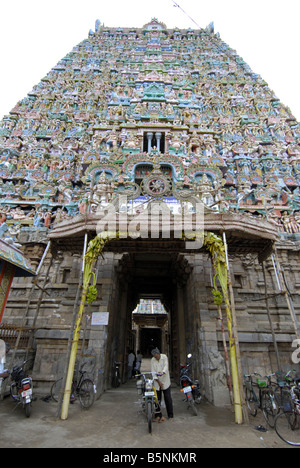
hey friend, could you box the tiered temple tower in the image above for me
[0,19,299,406]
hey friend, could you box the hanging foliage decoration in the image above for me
[87,272,98,304]
[202,231,228,305]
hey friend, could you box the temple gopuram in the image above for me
[0,19,299,418]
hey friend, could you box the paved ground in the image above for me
[0,374,296,449]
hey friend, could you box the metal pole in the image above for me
[271,254,281,291]
[35,241,51,276]
[273,251,300,339]
[261,262,282,372]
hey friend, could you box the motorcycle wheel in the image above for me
[24,403,31,418]
[147,400,152,434]
[189,399,198,416]
[10,383,18,401]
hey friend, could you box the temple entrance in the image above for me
[106,251,195,386]
[139,327,162,357]
[132,299,168,357]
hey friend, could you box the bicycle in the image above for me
[136,372,161,434]
[51,362,96,409]
[275,379,300,446]
[274,370,297,412]
[112,361,121,388]
[244,373,278,428]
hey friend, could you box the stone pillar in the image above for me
[147,132,153,152]
[70,253,81,279]
[155,132,162,152]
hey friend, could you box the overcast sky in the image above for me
[0,0,299,121]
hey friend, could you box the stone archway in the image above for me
[49,211,278,421]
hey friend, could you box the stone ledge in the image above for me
[35,329,70,340]
[217,332,294,343]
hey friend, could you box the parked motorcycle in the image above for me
[136,372,161,433]
[10,359,33,418]
[180,354,201,416]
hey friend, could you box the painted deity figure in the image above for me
[194,174,217,208]
[92,172,113,205]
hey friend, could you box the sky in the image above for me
[0,0,299,121]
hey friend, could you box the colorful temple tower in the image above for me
[0,19,299,412]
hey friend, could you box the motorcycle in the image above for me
[136,372,161,433]
[10,359,33,418]
[180,354,201,416]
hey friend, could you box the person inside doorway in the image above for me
[135,350,142,374]
[151,347,174,421]
[127,349,135,379]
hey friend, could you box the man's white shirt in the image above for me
[151,354,171,390]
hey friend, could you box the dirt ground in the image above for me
[0,375,296,449]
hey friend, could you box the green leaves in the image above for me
[203,232,227,306]
[87,285,98,304]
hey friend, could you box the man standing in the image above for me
[151,348,174,420]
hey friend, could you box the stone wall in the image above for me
[2,236,300,405]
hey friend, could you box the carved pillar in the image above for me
[147,132,153,152]
[155,132,162,152]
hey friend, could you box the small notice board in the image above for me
[91,312,109,326]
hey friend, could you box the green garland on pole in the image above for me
[61,230,242,423]
[203,231,243,424]
[61,234,109,420]
[203,231,227,305]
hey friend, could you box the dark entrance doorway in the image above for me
[110,252,192,382]
[139,328,162,358]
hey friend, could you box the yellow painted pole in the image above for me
[204,231,243,424]
[223,289,243,424]
[60,233,108,420]
[60,284,89,420]
[222,233,243,424]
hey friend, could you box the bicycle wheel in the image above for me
[147,400,152,434]
[51,378,63,402]
[275,411,300,446]
[261,392,278,428]
[245,387,257,417]
[78,379,95,409]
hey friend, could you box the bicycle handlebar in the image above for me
[244,372,261,378]
[135,372,162,380]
